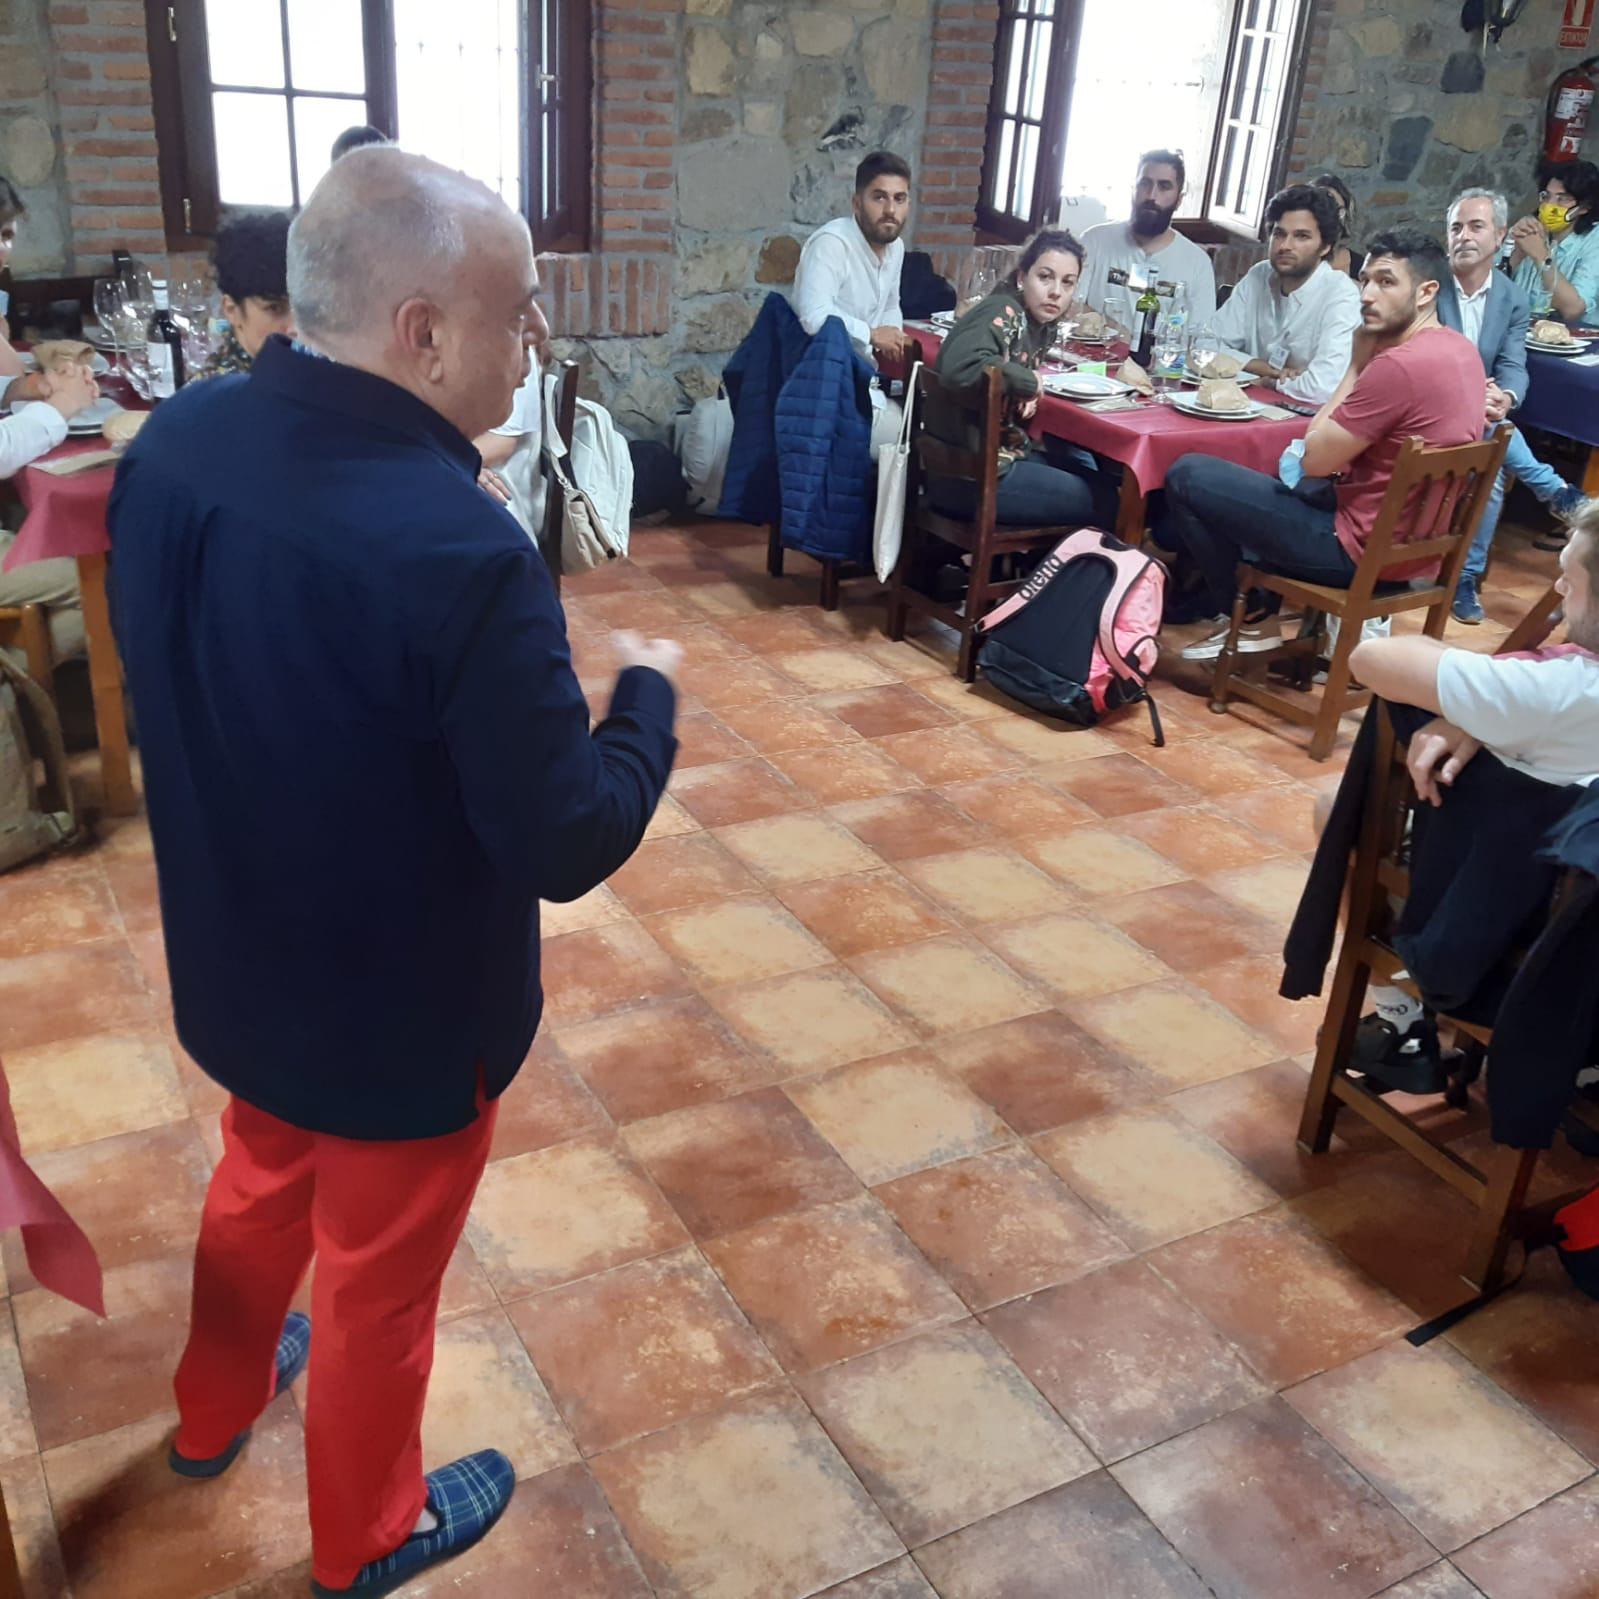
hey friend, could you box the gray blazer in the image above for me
[1436,269,1531,408]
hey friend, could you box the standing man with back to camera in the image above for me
[108,147,680,1596]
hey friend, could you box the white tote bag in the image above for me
[872,362,921,584]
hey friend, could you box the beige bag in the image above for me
[544,442,623,572]
[0,651,77,873]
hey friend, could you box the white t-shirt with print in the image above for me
[1437,645,1599,787]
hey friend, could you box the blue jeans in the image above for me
[1465,424,1581,583]
[1160,454,1358,615]
[931,451,1120,530]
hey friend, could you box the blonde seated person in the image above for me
[0,173,104,670]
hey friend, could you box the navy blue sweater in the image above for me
[108,338,676,1139]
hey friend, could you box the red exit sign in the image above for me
[1563,0,1596,49]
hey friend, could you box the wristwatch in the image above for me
[1541,256,1556,272]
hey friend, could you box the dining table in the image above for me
[0,366,149,816]
[902,324,1312,545]
[1515,330,1599,501]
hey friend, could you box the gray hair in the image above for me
[287,146,490,340]
[1448,187,1509,232]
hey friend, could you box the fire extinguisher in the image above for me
[1546,56,1599,162]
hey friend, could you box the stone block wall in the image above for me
[1285,0,1599,242]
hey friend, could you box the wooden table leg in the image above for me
[1114,472,1148,546]
[75,550,136,817]
[1583,445,1599,499]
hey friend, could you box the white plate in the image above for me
[1526,338,1588,356]
[10,394,122,432]
[21,350,111,376]
[1043,372,1134,400]
[1169,394,1263,422]
[929,311,956,327]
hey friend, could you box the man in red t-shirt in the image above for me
[1164,228,1484,661]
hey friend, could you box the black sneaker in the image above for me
[1350,1012,1448,1094]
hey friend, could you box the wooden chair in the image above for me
[538,358,580,597]
[765,520,869,612]
[1208,425,1512,761]
[1297,700,1599,1294]
[0,603,54,692]
[885,365,1080,681]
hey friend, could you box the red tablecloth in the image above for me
[904,328,1310,494]
[1,437,119,571]
[0,1059,104,1315]
[1,372,148,573]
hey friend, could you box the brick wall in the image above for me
[50,0,165,270]
[920,0,998,251]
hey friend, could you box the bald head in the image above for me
[286,146,545,442]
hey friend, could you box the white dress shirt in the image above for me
[1210,258,1362,404]
[1455,274,1492,348]
[0,401,67,480]
[1078,222,1218,328]
[792,216,904,361]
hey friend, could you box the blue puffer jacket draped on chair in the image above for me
[719,292,876,565]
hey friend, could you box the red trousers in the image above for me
[174,1093,498,1590]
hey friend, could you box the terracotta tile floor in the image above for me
[4,516,1595,1599]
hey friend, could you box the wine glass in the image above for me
[92,277,126,364]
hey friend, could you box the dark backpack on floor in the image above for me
[976,528,1166,745]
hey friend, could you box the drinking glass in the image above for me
[1187,326,1221,382]
[1101,293,1130,348]
[92,277,127,363]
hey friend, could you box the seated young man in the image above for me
[1160,229,1486,662]
[0,173,108,669]
[192,211,295,381]
[1338,497,1599,1082]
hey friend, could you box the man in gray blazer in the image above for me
[1437,187,1583,622]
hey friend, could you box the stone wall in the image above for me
[556,0,947,436]
[1286,0,1599,241]
[0,0,73,275]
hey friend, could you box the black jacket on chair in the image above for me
[1281,699,1595,1149]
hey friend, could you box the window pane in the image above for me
[1013,122,1039,217]
[1024,21,1053,121]
[1216,123,1239,210]
[1004,20,1029,117]
[1228,35,1254,120]
[393,0,524,210]
[206,0,285,90]
[213,91,293,206]
[991,119,1016,213]
[293,96,366,201]
[1246,35,1275,125]
[286,0,364,94]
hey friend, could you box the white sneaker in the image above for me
[1180,615,1283,662]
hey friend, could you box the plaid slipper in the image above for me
[169,1311,312,1480]
[310,1450,516,1597]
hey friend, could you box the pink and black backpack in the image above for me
[976,529,1166,746]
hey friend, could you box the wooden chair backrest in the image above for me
[1349,424,1511,607]
[911,364,1005,532]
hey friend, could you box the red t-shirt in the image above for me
[1330,325,1485,579]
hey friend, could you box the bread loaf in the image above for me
[1531,319,1576,346]
[102,409,148,445]
[1196,378,1249,412]
[32,340,95,371]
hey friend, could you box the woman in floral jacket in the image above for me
[929,227,1115,528]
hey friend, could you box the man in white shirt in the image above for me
[1209,183,1362,404]
[0,179,107,668]
[792,150,914,455]
[1078,150,1217,328]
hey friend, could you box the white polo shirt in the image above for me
[1438,645,1599,787]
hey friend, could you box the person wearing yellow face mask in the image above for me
[1508,158,1599,324]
